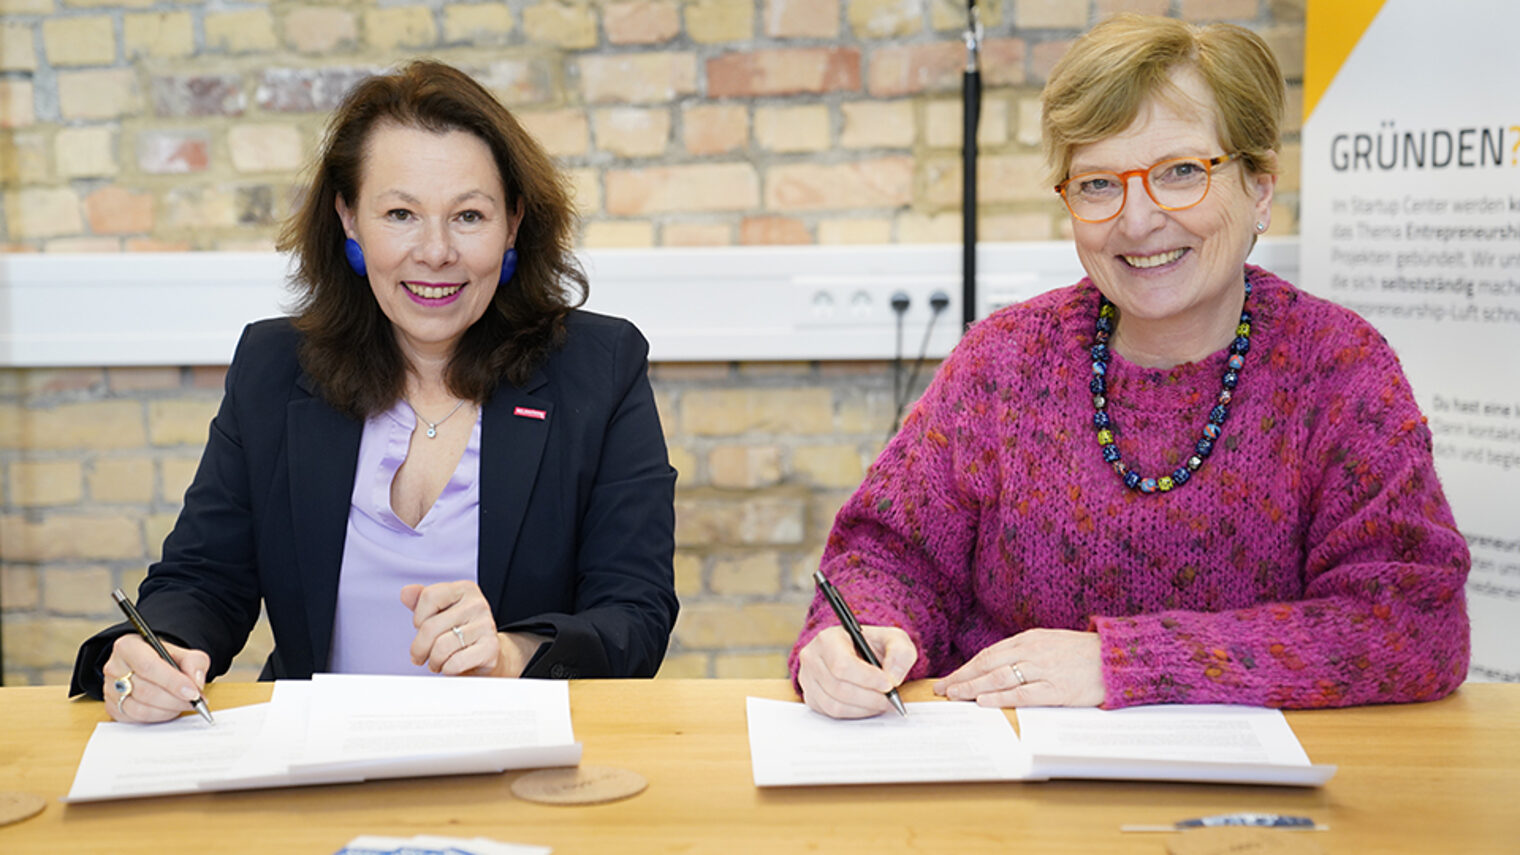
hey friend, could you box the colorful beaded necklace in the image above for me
[1089,277,1253,494]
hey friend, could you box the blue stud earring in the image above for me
[344,238,367,277]
[499,248,518,284]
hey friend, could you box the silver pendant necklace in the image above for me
[406,398,468,439]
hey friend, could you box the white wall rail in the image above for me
[0,239,1299,366]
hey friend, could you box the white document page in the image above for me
[409,835,553,855]
[1015,704,1335,786]
[295,674,581,776]
[66,675,583,802]
[215,680,347,789]
[64,703,269,802]
[340,835,552,855]
[746,697,1031,787]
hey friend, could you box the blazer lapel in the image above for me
[287,372,361,669]
[478,369,551,606]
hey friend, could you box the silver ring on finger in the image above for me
[451,625,468,649]
[113,670,135,701]
[1011,664,1028,687]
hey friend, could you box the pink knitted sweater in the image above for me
[790,267,1470,709]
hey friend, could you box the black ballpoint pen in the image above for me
[813,570,908,717]
[112,588,215,725]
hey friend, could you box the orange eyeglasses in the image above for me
[1055,153,1240,223]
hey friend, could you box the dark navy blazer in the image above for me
[72,311,678,697]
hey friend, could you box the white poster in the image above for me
[1301,0,1520,680]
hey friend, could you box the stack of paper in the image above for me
[64,674,582,802]
[745,697,1335,788]
[1012,704,1335,786]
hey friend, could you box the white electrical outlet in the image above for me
[796,276,959,329]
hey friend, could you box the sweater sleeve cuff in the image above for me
[1091,615,1199,709]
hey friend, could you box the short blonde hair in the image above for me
[1040,14,1284,188]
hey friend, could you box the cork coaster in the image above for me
[0,792,46,827]
[1168,827,1325,855]
[510,765,647,806]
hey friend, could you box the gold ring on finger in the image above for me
[1011,664,1028,687]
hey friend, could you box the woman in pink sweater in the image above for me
[791,15,1470,717]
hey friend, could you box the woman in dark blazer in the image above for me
[72,61,677,721]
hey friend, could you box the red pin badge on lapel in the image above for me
[513,406,547,420]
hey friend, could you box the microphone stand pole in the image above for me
[961,1,982,330]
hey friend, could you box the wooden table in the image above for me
[1,680,1516,853]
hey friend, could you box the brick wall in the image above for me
[0,0,1305,685]
[0,358,917,684]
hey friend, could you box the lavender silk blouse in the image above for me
[328,400,482,675]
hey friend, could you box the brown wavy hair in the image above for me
[277,59,586,418]
[1040,15,1284,188]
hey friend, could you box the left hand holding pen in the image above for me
[934,629,1104,708]
[401,581,546,678]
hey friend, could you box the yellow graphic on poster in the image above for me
[1301,1,1520,682]
[1304,0,1385,123]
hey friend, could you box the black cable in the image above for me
[890,291,910,430]
[961,0,982,330]
[890,292,950,438]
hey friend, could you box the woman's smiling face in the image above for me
[336,122,522,365]
[1068,66,1274,356]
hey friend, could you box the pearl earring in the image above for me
[1255,222,1266,232]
